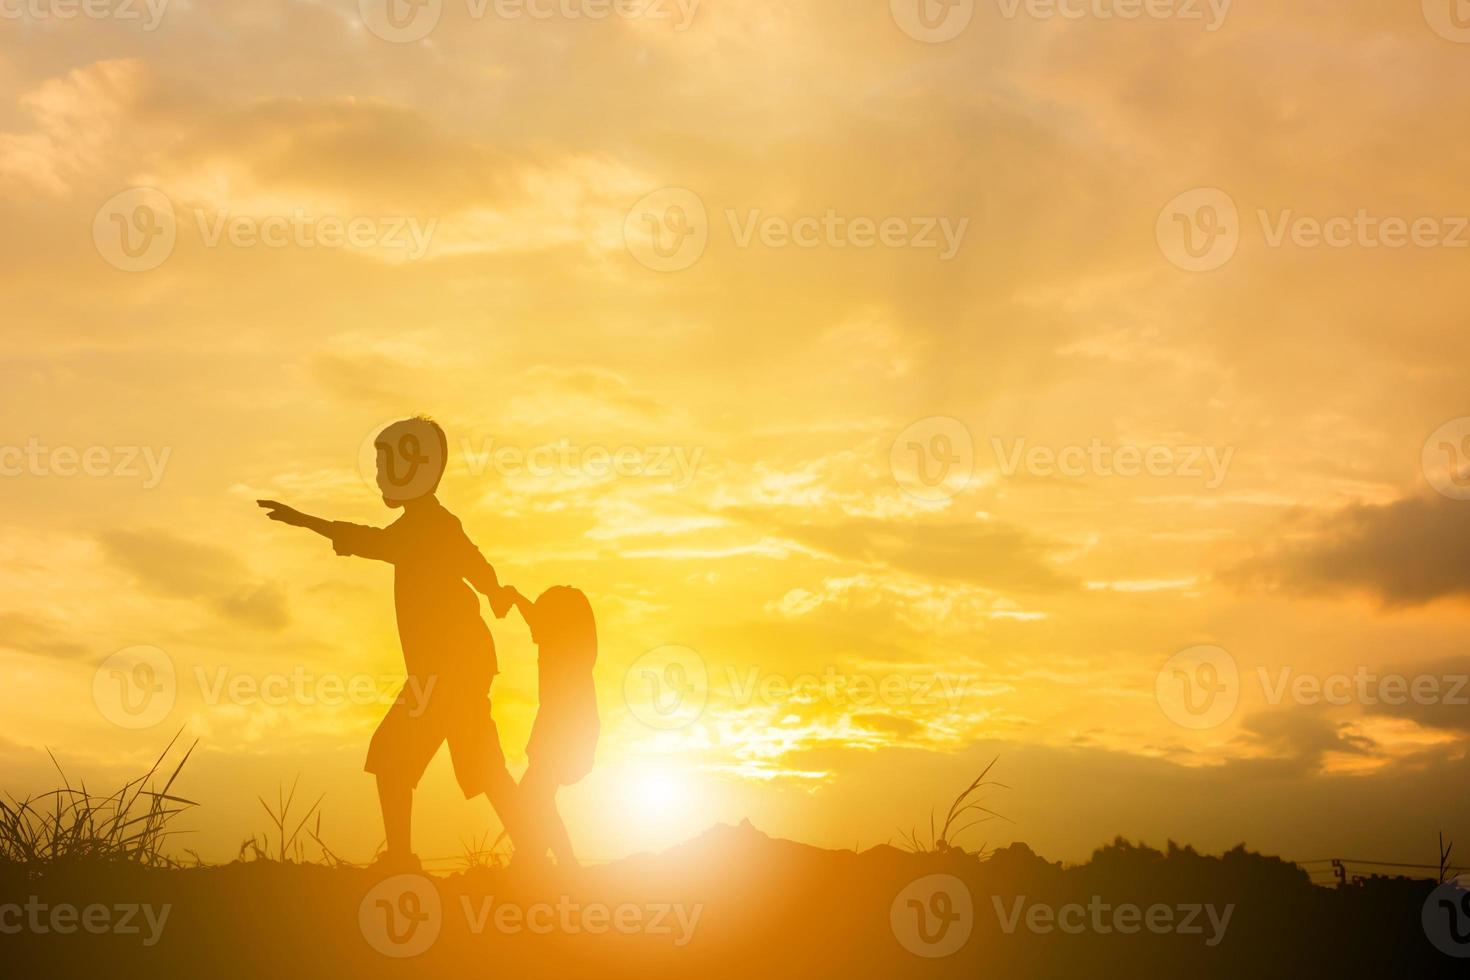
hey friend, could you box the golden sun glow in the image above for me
[2,1,1469,873]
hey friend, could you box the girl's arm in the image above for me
[505,586,536,626]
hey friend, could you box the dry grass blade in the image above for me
[894,758,1009,855]
[244,777,329,864]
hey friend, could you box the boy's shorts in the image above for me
[365,681,508,798]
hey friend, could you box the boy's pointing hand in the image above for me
[257,499,308,527]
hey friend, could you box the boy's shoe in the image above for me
[369,851,424,875]
[508,851,555,875]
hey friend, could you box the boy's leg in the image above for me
[545,805,576,866]
[377,774,413,859]
[481,754,523,845]
[447,692,525,848]
[365,684,444,864]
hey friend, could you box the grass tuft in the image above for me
[0,729,197,867]
[459,829,511,871]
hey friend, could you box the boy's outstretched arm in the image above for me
[256,500,403,562]
[257,500,335,537]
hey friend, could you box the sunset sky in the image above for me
[4,0,1470,868]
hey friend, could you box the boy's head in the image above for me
[373,416,447,506]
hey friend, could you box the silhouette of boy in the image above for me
[505,585,599,866]
[257,416,518,869]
